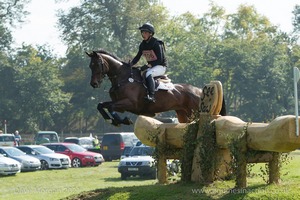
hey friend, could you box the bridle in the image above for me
[91,52,108,82]
[87,51,138,88]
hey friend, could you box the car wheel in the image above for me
[121,173,127,180]
[40,160,49,170]
[72,158,82,168]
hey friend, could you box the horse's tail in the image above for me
[220,95,227,116]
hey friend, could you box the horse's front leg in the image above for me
[107,108,133,126]
[98,101,133,126]
[97,102,115,124]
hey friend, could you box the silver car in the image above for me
[17,145,70,170]
[0,154,21,175]
[0,134,16,147]
[0,147,41,171]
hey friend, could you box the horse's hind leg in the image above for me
[175,110,189,123]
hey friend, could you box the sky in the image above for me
[12,0,299,57]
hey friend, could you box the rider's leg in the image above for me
[145,65,166,103]
[145,74,156,102]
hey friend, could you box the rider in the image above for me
[130,22,167,103]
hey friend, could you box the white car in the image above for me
[17,145,70,170]
[0,147,41,171]
[0,134,17,147]
[0,154,21,175]
[118,145,156,180]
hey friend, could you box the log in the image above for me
[215,115,300,152]
[135,115,300,153]
[134,115,191,148]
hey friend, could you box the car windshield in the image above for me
[64,138,79,144]
[122,134,138,146]
[36,134,58,143]
[0,135,15,142]
[67,144,86,152]
[79,138,93,146]
[122,147,133,155]
[129,147,154,156]
[32,146,54,154]
[4,148,26,156]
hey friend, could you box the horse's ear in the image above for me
[92,51,98,56]
[85,51,92,57]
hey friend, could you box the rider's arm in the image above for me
[131,43,143,66]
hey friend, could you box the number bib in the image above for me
[142,50,157,62]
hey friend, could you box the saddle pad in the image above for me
[156,82,175,91]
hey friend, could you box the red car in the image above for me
[42,143,104,167]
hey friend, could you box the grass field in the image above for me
[1,151,300,200]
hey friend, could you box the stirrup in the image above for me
[144,95,156,103]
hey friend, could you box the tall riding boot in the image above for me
[145,75,156,103]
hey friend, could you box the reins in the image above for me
[95,52,143,89]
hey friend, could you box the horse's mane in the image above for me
[95,49,129,66]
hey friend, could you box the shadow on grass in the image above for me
[63,181,276,200]
[63,183,211,200]
[103,176,156,182]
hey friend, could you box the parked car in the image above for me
[64,137,94,149]
[120,146,133,160]
[63,137,101,153]
[0,147,41,171]
[101,132,138,161]
[42,143,104,167]
[0,154,21,175]
[16,145,70,170]
[0,134,17,147]
[118,145,156,180]
[34,131,59,145]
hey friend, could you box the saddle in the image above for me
[142,73,174,91]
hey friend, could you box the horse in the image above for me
[86,50,226,126]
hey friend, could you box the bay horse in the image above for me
[86,50,226,126]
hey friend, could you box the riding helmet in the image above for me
[139,23,155,35]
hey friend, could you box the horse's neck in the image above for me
[101,54,142,85]
[102,54,123,77]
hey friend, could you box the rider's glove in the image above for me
[140,64,149,71]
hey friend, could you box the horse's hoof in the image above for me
[123,117,133,125]
[111,120,121,127]
[105,119,112,124]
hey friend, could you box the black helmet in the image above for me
[138,23,155,35]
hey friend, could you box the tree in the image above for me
[11,45,71,132]
[57,0,168,58]
[292,4,300,33]
[209,5,294,121]
[0,0,30,51]
[0,0,29,26]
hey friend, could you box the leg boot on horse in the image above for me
[145,75,156,103]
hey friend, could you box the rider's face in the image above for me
[141,31,152,40]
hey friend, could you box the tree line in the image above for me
[0,0,300,135]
